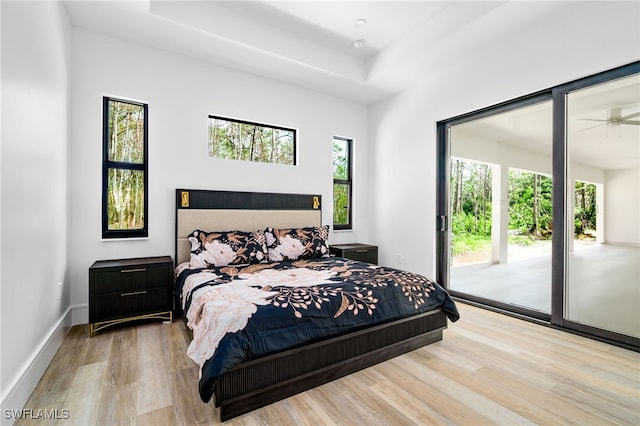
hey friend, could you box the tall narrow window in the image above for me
[102,97,148,238]
[333,136,352,230]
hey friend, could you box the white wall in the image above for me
[369,1,640,276]
[0,0,71,419]
[605,168,640,246]
[68,29,370,322]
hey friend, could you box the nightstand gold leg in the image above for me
[90,311,173,337]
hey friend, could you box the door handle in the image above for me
[437,215,448,232]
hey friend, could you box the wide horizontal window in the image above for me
[208,115,296,165]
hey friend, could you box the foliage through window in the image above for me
[574,180,596,237]
[208,116,296,165]
[102,97,148,238]
[449,158,557,259]
[333,137,352,230]
[508,168,553,238]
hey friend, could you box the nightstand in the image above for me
[89,256,173,337]
[329,243,378,265]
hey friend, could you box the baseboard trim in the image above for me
[71,304,88,326]
[0,307,73,426]
[603,241,640,248]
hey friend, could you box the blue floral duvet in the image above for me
[175,256,459,402]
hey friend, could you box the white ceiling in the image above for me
[62,1,639,105]
[63,0,639,170]
[63,0,553,104]
[204,1,456,60]
[452,74,640,171]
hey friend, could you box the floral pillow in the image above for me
[188,229,268,268]
[264,225,330,262]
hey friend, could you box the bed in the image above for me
[174,189,459,421]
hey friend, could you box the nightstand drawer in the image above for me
[89,256,173,336]
[329,244,378,264]
[93,287,170,321]
[92,264,170,295]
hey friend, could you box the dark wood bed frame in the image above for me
[175,189,449,421]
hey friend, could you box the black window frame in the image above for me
[333,136,353,230]
[436,61,640,351]
[208,115,297,166]
[102,96,149,239]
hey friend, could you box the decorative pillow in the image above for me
[188,229,268,268]
[264,225,330,262]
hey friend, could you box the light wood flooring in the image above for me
[18,303,640,425]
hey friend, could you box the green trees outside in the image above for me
[450,160,492,257]
[106,100,145,231]
[451,159,596,262]
[508,169,553,238]
[574,181,597,237]
[208,117,295,165]
[333,138,350,227]
[451,160,492,237]
[333,184,349,225]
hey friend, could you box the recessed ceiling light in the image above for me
[353,39,366,49]
[355,18,367,27]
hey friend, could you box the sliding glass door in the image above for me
[564,72,640,340]
[447,99,553,318]
[437,62,640,349]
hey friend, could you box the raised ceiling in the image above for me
[63,1,639,105]
[63,0,584,104]
[63,1,638,170]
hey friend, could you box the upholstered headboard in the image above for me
[175,189,322,266]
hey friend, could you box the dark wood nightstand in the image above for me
[329,243,378,265]
[89,256,173,337]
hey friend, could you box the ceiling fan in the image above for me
[579,107,640,132]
